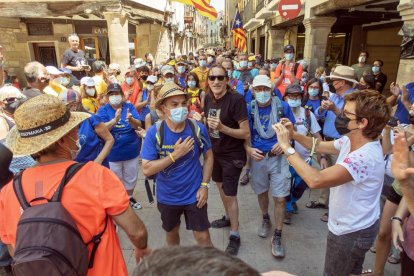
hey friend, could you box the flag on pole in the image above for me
[172,0,217,21]
[232,10,247,52]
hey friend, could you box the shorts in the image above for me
[212,156,245,196]
[157,202,210,232]
[324,219,379,276]
[250,155,291,198]
[386,184,402,205]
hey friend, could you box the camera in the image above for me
[387,116,399,127]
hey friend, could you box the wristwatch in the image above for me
[200,182,210,189]
[285,147,296,158]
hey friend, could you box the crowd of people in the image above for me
[0,32,413,276]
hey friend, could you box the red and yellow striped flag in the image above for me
[172,0,217,21]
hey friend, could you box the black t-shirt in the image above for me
[204,91,248,159]
[374,72,387,93]
[62,48,87,80]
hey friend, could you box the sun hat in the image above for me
[5,94,89,156]
[206,49,216,56]
[59,89,81,105]
[161,65,175,76]
[325,65,358,83]
[248,55,256,62]
[252,75,272,88]
[108,63,121,73]
[155,82,190,109]
[285,83,303,94]
[133,58,146,70]
[85,77,95,87]
[0,85,25,102]
[146,75,158,84]
[46,66,63,76]
[80,77,91,86]
[107,83,122,93]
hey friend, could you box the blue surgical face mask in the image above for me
[169,107,188,123]
[248,62,253,68]
[177,66,185,74]
[308,88,319,97]
[126,77,134,85]
[239,60,248,68]
[165,78,175,83]
[187,81,196,88]
[287,98,301,108]
[372,66,380,74]
[255,91,272,104]
[270,63,277,70]
[285,53,294,61]
[199,60,207,67]
[227,70,233,78]
[320,76,325,82]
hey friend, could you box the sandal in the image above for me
[387,254,401,264]
[306,200,328,209]
[361,269,373,275]
[370,246,376,253]
[320,213,329,222]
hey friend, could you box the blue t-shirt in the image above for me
[140,89,151,122]
[305,99,321,113]
[237,89,253,104]
[75,114,109,167]
[96,102,143,162]
[247,99,296,152]
[250,68,259,78]
[273,88,283,101]
[177,75,186,89]
[141,120,212,205]
[395,82,414,124]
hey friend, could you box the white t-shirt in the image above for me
[329,136,384,235]
[293,107,321,159]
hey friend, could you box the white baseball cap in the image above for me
[252,75,272,88]
[46,66,63,76]
[161,65,175,76]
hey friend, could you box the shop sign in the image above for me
[92,27,108,35]
[278,0,301,20]
[27,23,53,36]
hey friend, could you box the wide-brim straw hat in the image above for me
[6,94,89,156]
[155,82,190,109]
[325,65,358,83]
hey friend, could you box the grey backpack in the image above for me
[12,163,108,276]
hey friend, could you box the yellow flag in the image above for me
[171,0,194,5]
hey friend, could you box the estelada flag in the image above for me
[172,0,217,21]
[232,10,247,52]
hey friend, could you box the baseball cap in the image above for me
[85,77,96,87]
[285,83,303,94]
[46,66,63,75]
[284,44,295,53]
[107,83,122,93]
[59,89,81,104]
[146,75,158,84]
[161,65,175,75]
[252,75,272,88]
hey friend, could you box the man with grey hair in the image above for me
[61,34,89,80]
[22,61,49,99]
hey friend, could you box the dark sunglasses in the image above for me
[3,97,18,104]
[208,75,226,81]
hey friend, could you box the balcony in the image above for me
[257,0,265,12]
[242,0,264,31]
[241,0,254,22]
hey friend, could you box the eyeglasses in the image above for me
[208,75,226,81]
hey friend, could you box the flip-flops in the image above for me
[320,213,329,222]
[306,200,328,209]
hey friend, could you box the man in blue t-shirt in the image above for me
[387,82,414,124]
[244,75,295,259]
[141,82,214,247]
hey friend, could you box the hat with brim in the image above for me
[325,65,358,83]
[155,82,190,109]
[5,94,90,156]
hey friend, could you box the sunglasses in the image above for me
[3,97,18,104]
[208,75,226,81]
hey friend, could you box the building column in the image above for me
[268,29,285,59]
[397,0,414,85]
[303,16,336,74]
[104,11,130,74]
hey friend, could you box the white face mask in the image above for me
[255,91,272,104]
[61,77,70,87]
[86,88,95,97]
[358,56,366,63]
[177,66,186,74]
[67,135,81,160]
[207,56,214,64]
[146,84,154,91]
[169,107,188,123]
[187,81,196,88]
[109,94,123,106]
[165,78,175,83]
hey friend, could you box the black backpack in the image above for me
[12,163,108,276]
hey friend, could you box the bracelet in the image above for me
[169,152,175,163]
[391,216,403,224]
[201,182,208,186]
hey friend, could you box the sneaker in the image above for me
[211,216,231,228]
[292,202,298,214]
[239,173,249,186]
[225,235,241,256]
[258,219,271,238]
[129,197,142,210]
[271,232,285,258]
[283,212,292,225]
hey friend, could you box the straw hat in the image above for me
[6,94,89,156]
[155,82,189,109]
[325,65,358,83]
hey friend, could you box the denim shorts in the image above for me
[324,219,379,276]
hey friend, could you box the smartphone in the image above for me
[387,116,399,127]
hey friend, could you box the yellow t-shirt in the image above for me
[93,76,108,96]
[82,97,100,114]
[190,67,208,90]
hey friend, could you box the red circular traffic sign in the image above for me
[278,0,302,20]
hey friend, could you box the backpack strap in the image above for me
[87,215,108,268]
[274,96,284,120]
[155,120,165,155]
[52,163,86,202]
[188,118,203,153]
[12,170,31,210]
[294,62,300,76]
